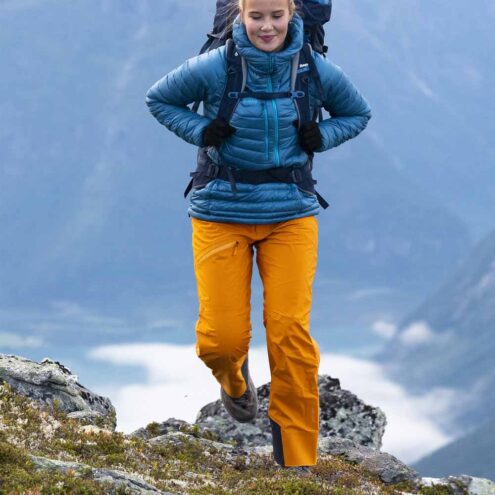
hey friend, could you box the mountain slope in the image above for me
[375,229,495,428]
[0,0,475,312]
[412,417,495,480]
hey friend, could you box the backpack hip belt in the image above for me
[183,148,330,209]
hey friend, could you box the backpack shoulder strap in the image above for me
[216,38,245,123]
[293,42,325,125]
[290,50,300,93]
[302,42,325,102]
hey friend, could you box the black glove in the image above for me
[202,118,236,147]
[294,121,322,153]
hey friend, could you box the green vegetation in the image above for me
[0,379,468,495]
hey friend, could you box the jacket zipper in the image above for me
[196,240,239,265]
[263,101,269,160]
[267,76,280,166]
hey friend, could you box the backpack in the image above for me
[197,0,331,55]
[191,0,332,116]
[184,0,332,209]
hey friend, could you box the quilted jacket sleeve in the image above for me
[145,50,224,147]
[313,55,372,153]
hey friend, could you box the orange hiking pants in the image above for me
[191,215,320,467]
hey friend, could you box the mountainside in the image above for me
[2,353,494,494]
[1,0,485,314]
[328,0,495,238]
[375,229,495,429]
[412,416,495,481]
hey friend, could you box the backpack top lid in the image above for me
[212,0,239,39]
[295,0,332,27]
[200,0,332,55]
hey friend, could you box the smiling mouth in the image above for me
[260,35,276,41]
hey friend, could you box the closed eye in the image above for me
[250,14,284,19]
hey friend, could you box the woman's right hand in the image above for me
[202,118,236,147]
[293,120,323,153]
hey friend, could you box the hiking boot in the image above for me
[220,353,258,422]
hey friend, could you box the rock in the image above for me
[468,477,495,495]
[318,436,420,484]
[130,418,194,441]
[149,431,235,453]
[78,424,113,436]
[0,353,116,431]
[318,375,386,449]
[192,374,386,449]
[30,455,178,494]
[419,475,495,495]
[147,431,270,469]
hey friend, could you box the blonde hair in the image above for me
[238,0,297,18]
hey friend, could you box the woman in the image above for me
[145,0,371,474]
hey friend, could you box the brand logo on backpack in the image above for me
[297,62,310,74]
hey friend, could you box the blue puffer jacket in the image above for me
[146,13,371,224]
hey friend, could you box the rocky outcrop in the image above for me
[196,375,387,449]
[0,354,116,430]
[419,475,495,495]
[1,352,494,495]
[132,375,386,450]
[30,456,177,495]
[318,436,418,484]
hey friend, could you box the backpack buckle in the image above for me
[228,91,239,98]
[206,163,220,178]
[290,90,305,99]
[291,168,303,183]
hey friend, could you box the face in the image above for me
[241,0,292,53]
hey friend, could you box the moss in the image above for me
[145,420,162,438]
[1,378,451,495]
[383,477,469,495]
[189,476,326,495]
[142,419,224,445]
[391,479,419,492]
[418,484,469,495]
[0,434,128,494]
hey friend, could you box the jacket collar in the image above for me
[232,12,304,75]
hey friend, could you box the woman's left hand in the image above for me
[294,121,322,153]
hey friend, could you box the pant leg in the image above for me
[191,217,254,399]
[256,215,320,467]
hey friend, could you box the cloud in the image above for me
[87,342,457,465]
[147,319,184,330]
[0,332,44,348]
[399,321,435,346]
[49,300,125,326]
[347,287,394,301]
[371,319,397,339]
[327,353,456,464]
